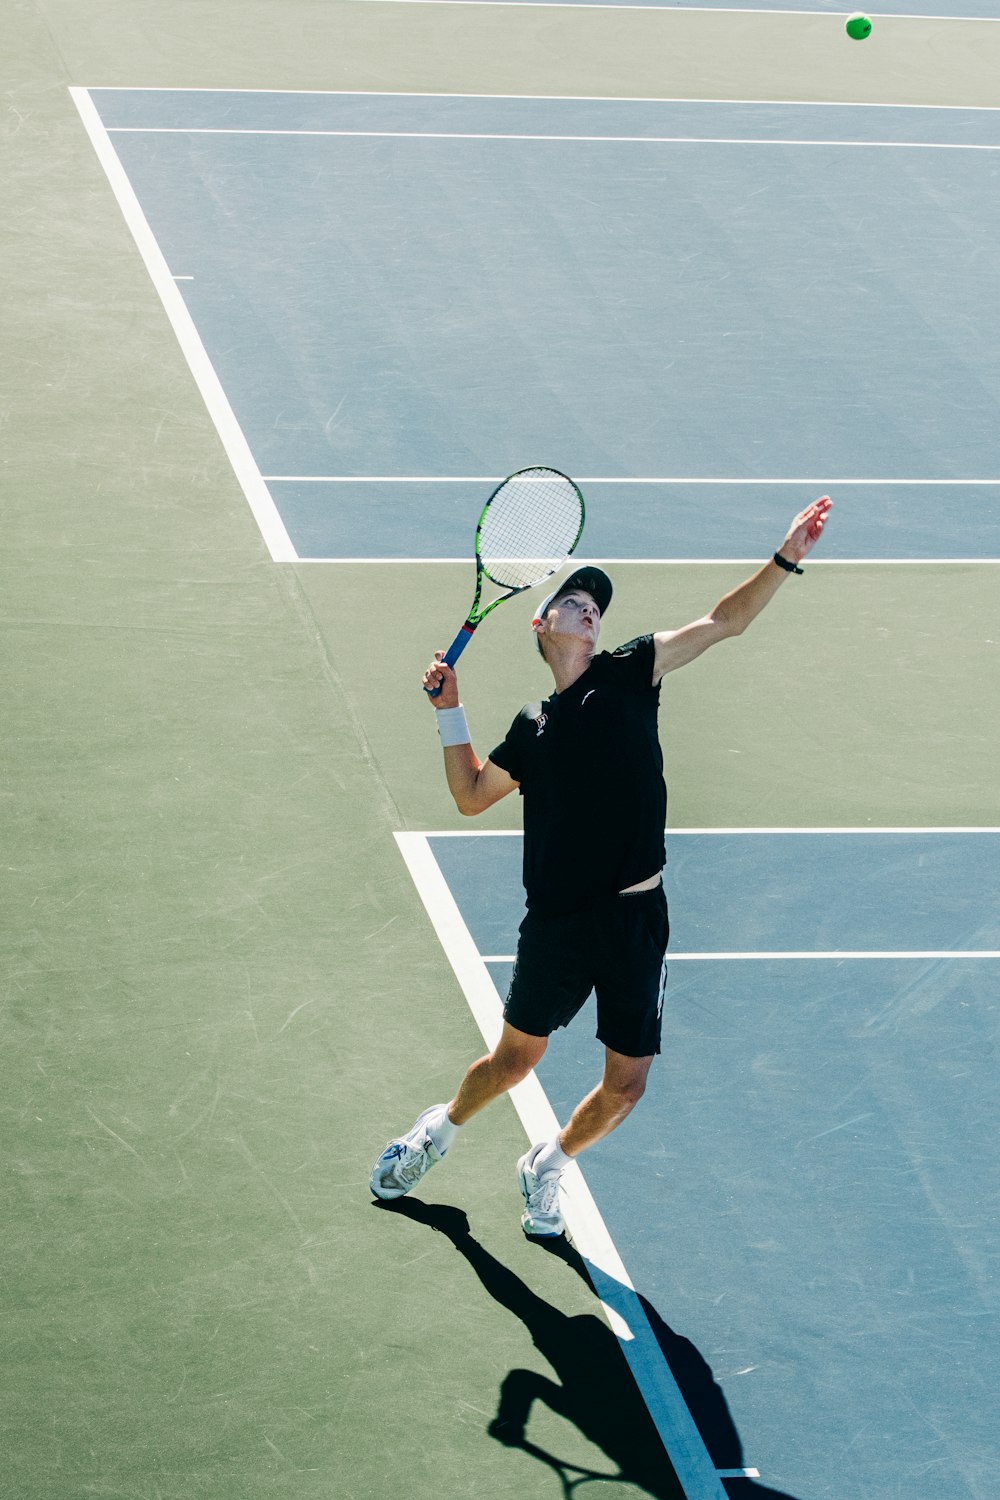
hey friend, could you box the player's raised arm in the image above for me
[422,653,518,816]
[651,496,832,683]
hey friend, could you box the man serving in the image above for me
[371,497,832,1237]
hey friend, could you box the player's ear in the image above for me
[532,615,548,660]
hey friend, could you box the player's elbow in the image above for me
[453,778,487,817]
[450,760,514,816]
[712,609,748,639]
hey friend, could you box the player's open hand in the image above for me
[423,652,460,708]
[780,496,832,565]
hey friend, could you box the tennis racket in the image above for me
[426,466,586,696]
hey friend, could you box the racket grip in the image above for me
[425,623,476,697]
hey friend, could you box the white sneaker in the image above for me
[370,1106,447,1200]
[517,1146,565,1238]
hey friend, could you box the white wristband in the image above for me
[436,705,471,748]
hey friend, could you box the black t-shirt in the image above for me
[490,635,666,916]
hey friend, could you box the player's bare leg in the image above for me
[518,1048,654,1237]
[371,1022,546,1201]
[447,1021,549,1125]
[559,1047,654,1156]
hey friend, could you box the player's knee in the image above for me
[622,1077,648,1110]
[494,1045,543,1089]
[604,1071,648,1112]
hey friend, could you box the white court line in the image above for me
[426,825,1000,833]
[482,950,1000,961]
[86,89,1000,110]
[374,0,996,18]
[69,88,298,564]
[264,475,1000,484]
[268,477,1000,483]
[294,557,1000,565]
[104,127,1000,151]
[394,830,731,1500]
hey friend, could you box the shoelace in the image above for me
[395,1135,434,1185]
[526,1172,560,1216]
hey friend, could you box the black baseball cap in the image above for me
[532,566,613,652]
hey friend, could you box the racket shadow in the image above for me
[376,1196,674,1495]
[375,1198,802,1499]
[540,1236,803,1500]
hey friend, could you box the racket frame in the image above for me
[428,467,585,695]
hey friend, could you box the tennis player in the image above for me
[371,497,832,1237]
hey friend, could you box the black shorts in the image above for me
[503,884,669,1058]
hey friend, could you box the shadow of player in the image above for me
[375,1199,801,1500]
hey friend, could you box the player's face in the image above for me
[547,591,601,644]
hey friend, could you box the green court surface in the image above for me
[3,4,999,1499]
[302,562,997,834]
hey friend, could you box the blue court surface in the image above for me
[80,89,1000,561]
[422,829,1000,1500]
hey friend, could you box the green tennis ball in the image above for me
[845,12,872,39]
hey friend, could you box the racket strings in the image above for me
[478,469,584,590]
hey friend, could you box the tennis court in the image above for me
[4,4,1000,1499]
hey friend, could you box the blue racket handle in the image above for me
[426,623,476,697]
